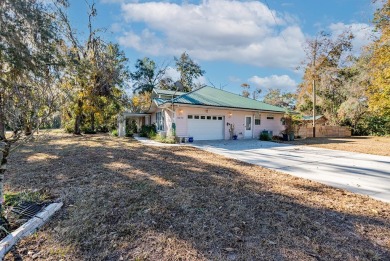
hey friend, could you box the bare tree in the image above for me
[57,1,130,134]
[297,31,354,125]
[241,83,250,98]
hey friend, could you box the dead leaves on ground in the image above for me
[4,133,390,260]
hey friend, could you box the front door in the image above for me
[244,116,253,138]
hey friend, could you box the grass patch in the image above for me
[152,134,176,144]
[4,191,51,207]
[281,136,390,156]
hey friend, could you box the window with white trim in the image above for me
[156,111,164,131]
[255,115,261,125]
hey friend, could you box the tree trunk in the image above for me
[24,123,32,136]
[0,92,5,140]
[74,114,81,135]
[90,112,95,132]
[0,141,10,209]
[74,99,83,135]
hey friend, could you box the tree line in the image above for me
[296,0,389,136]
[240,1,389,136]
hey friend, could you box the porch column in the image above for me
[118,115,126,137]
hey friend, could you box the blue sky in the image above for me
[66,0,378,96]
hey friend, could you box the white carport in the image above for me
[118,112,151,137]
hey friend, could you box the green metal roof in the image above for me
[154,98,167,106]
[163,86,286,113]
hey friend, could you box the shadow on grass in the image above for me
[5,134,390,260]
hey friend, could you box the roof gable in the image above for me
[152,88,186,97]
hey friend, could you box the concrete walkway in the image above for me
[190,139,390,203]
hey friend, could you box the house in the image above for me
[118,86,287,140]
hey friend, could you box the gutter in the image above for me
[159,103,286,114]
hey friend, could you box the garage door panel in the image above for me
[187,116,224,140]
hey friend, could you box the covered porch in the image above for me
[118,112,151,137]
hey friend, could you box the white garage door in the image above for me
[187,115,224,140]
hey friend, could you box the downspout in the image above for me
[253,114,255,139]
[170,93,177,137]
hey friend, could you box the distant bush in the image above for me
[362,115,390,136]
[140,124,157,138]
[64,125,74,133]
[125,129,133,138]
[259,132,272,141]
[64,119,75,133]
[128,120,138,133]
[97,126,109,133]
[153,134,176,144]
[342,115,390,136]
[272,135,283,141]
[111,129,118,137]
[82,127,97,134]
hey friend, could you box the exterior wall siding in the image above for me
[172,106,285,140]
[144,115,150,125]
[164,110,173,137]
[150,111,157,126]
[175,109,188,137]
[254,113,285,138]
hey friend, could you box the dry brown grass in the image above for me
[4,133,390,260]
[282,136,390,156]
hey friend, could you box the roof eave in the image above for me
[168,102,286,113]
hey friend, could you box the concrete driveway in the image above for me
[191,139,390,203]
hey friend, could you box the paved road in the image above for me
[191,140,390,203]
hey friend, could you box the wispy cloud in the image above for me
[249,74,297,92]
[329,22,376,54]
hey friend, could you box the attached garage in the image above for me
[187,115,224,140]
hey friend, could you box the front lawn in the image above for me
[5,133,390,260]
